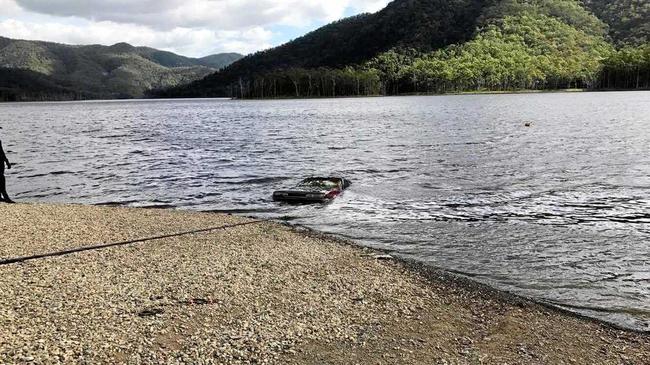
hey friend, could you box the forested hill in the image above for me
[0,37,243,101]
[582,0,649,45]
[157,0,497,97]
[158,0,649,99]
[218,0,492,72]
[0,68,83,101]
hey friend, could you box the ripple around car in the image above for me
[272,177,351,203]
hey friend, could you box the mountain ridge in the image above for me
[2,0,648,101]
[0,36,243,101]
[161,0,497,97]
[158,0,649,99]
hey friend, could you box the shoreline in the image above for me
[284,222,650,335]
[2,202,645,334]
[1,203,649,364]
[1,88,648,104]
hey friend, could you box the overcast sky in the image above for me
[0,0,390,57]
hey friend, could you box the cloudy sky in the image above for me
[0,0,390,57]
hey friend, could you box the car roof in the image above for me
[301,177,343,181]
[300,177,344,183]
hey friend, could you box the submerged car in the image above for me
[273,177,351,203]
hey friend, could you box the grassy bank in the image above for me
[0,203,648,364]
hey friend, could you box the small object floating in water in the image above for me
[524,122,532,127]
[273,177,351,203]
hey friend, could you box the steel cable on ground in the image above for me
[0,220,263,266]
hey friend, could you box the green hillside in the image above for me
[232,0,491,70]
[157,0,496,97]
[196,53,245,69]
[0,68,90,101]
[158,0,649,99]
[130,46,243,69]
[0,37,243,101]
[398,0,612,92]
[582,0,649,45]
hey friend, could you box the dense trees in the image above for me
[157,0,648,99]
[370,3,648,94]
[390,11,612,93]
[211,68,381,99]
[582,0,649,45]
[4,0,647,101]
[598,45,650,89]
[157,0,495,98]
[373,0,649,94]
[0,68,89,102]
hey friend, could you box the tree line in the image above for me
[200,67,382,99]
[218,40,648,99]
[202,0,648,99]
[598,45,650,90]
[0,68,92,102]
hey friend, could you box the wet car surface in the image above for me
[273,177,351,203]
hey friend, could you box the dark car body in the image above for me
[273,177,351,203]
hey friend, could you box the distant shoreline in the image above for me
[1,88,648,104]
[228,87,648,100]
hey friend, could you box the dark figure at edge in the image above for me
[0,140,14,203]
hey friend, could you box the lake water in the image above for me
[1,92,649,331]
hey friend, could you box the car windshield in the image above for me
[298,179,340,190]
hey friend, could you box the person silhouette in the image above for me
[0,139,14,203]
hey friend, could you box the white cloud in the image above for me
[352,0,390,13]
[12,0,391,30]
[0,0,392,55]
[0,0,22,15]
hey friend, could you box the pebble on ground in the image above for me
[0,204,648,364]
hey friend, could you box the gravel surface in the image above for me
[0,204,245,259]
[0,203,648,364]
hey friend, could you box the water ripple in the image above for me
[1,92,649,331]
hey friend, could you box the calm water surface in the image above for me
[1,92,649,331]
